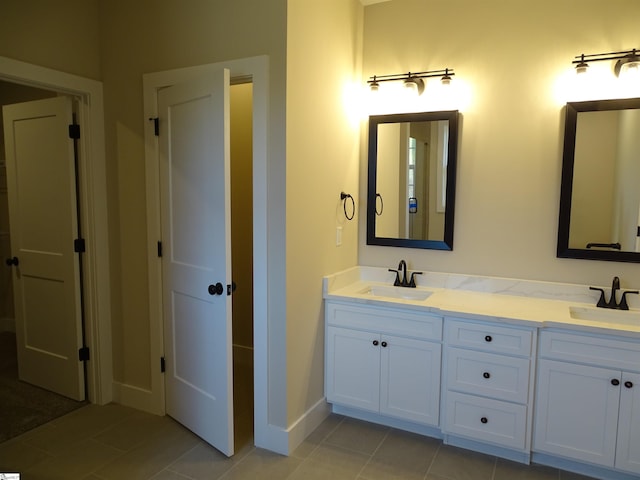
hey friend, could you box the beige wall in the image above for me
[231,83,254,350]
[0,0,101,80]
[360,0,640,290]
[286,0,362,423]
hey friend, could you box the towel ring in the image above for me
[375,193,383,216]
[340,192,355,221]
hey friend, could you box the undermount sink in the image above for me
[569,306,640,325]
[359,285,433,301]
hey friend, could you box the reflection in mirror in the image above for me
[367,111,459,250]
[557,98,640,262]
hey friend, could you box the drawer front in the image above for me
[447,347,530,403]
[444,391,527,450]
[539,330,640,371]
[326,302,442,341]
[445,318,533,356]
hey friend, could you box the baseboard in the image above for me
[0,317,15,333]
[286,398,331,454]
[532,452,640,480]
[254,398,330,456]
[111,381,162,415]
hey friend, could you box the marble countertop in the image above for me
[323,267,640,339]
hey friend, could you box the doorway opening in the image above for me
[0,80,88,441]
[229,80,254,452]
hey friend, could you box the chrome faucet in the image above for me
[388,260,423,288]
[590,276,639,310]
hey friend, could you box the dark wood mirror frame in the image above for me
[367,110,459,250]
[557,97,640,263]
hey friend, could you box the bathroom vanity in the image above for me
[323,266,640,480]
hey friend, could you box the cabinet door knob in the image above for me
[611,379,620,386]
[381,341,387,348]
[372,340,379,346]
[483,372,491,379]
[484,335,492,342]
[480,417,488,424]
[624,381,633,389]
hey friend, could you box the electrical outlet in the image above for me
[336,226,343,246]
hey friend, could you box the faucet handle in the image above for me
[388,268,402,287]
[408,271,423,288]
[619,290,640,311]
[590,287,607,308]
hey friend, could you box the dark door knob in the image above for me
[208,283,224,295]
[484,335,492,342]
[483,372,491,379]
[481,417,488,424]
[5,257,18,266]
[381,341,387,347]
[611,379,620,386]
[373,340,379,346]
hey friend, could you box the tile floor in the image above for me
[0,404,598,480]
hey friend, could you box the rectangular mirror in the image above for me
[557,98,640,262]
[367,111,459,250]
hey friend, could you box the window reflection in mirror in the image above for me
[367,111,458,250]
[557,98,640,262]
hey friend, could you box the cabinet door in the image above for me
[380,335,441,426]
[615,372,640,475]
[534,359,620,467]
[326,326,380,412]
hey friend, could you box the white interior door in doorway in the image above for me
[158,68,234,456]
[2,96,85,401]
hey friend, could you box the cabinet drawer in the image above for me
[447,347,530,403]
[539,330,640,371]
[326,302,442,341]
[445,318,532,356]
[444,391,527,450]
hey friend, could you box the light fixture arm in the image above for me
[572,48,640,76]
[367,68,455,88]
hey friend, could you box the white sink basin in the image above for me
[359,285,432,301]
[569,306,640,325]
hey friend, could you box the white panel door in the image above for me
[380,335,440,426]
[2,96,84,400]
[615,372,640,475]
[326,326,381,412]
[158,68,234,456]
[533,359,619,467]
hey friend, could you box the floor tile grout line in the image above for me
[354,426,391,480]
[163,440,205,480]
[423,442,442,480]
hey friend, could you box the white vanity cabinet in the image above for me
[325,301,443,427]
[442,317,536,456]
[534,330,640,475]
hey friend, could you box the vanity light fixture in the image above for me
[367,68,455,95]
[572,49,640,78]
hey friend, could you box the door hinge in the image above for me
[157,241,163,257]
[69,124,80,139]
[160,356,166,373]
[74,238,86,253]
[79,346,90,361]
[150,117,159,136]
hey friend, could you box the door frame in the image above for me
[0,55,112,405]
[143,56,276,449]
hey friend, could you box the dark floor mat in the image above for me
[0,331,86,443]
